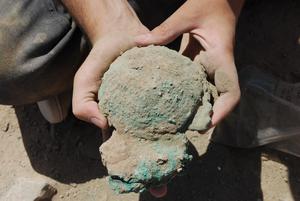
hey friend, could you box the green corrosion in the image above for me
[99,76,200,135]
[108,136,193,194]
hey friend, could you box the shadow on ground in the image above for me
[15,103,265,201]
[282,154,300,201]
[140,142,263,201]
[14,104,300,201]
[263,149,300,201]
[15,104,107,184]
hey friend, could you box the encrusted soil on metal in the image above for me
[98,46,215,193]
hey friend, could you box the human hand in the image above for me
[63,0,170,197]
[136,0,244,126]
[70,0,149,139]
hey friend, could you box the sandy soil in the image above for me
[0,0,300,201]
[0,104,299,201]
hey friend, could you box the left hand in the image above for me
[136,0,244,126]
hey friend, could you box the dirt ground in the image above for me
[0,104,299,201]
[0,0,300,201]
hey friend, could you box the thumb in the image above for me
[135,5,192,46]
[211,67,240,126]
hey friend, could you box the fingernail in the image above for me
[90,117,103,128]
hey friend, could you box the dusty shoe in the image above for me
[98,46,217,193]
[212,66,300,149]
[37,91,71,124]
[268,135,300,158]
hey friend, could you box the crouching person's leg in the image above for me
[212,66,300,158]
[0,0,89,123]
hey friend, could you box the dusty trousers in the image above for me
[0,0,185,105]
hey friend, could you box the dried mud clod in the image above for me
[98,46,217,193]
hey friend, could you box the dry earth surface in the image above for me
[0,104,299,201]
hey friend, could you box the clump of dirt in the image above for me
[98,46,217,193]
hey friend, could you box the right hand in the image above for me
[136,0,243,126]
[72,1,149,138]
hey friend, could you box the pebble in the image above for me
[2,123,10,132]
[0,178,57,201]
[261,156,269,161]
[177,168,183,173]
[70,183,77,188]
[157,155,168,165]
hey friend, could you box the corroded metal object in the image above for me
[99,46,216,193]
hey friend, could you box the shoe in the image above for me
[212,66,300,148]
[37,91,71,124]
[268,135,300,158]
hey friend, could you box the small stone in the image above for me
[157,155,168,165]
[0,178,57,201]
[177,168,183,173]
[157,159,166,165]
[70,183,77,188]
[2,123,9,132]
[60,194,64,199]
[138,138,146,142]
[261,155,269,161]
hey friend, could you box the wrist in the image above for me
[61,0,134,44]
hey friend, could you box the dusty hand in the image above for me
[72,1,149,135]
[137,0,243,126]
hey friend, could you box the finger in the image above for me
[72,36,130,128]
[135,2,193,46]
[73,42,138,128]
[72,98,108,129]
[211,69,240,126]
[211,91,240,126]
[72,69,108,129]
[149,185,168,198]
